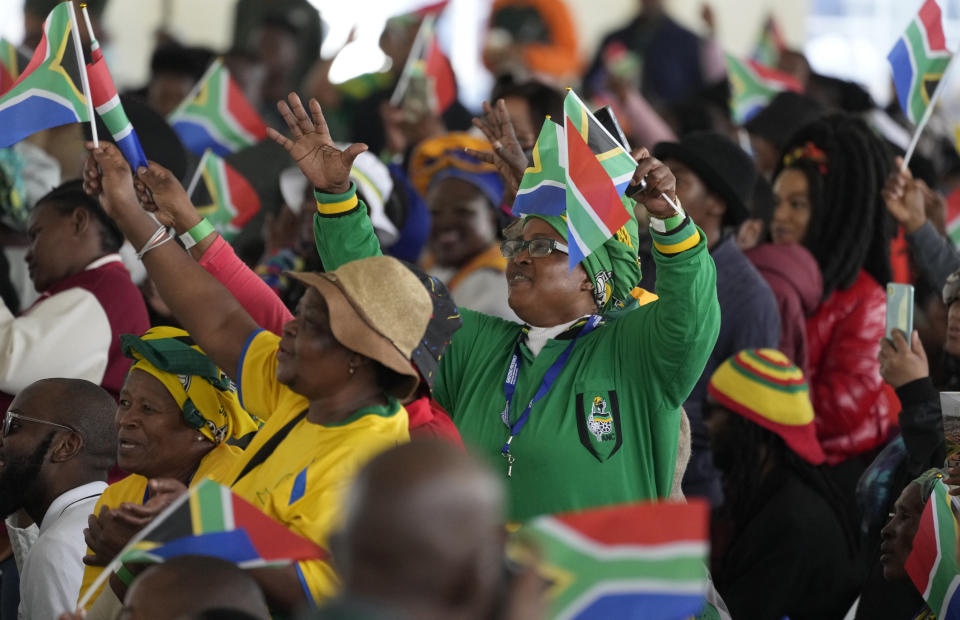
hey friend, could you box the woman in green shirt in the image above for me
[269,92,721,520]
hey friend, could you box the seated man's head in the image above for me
[121,555,269,620]
[0,378,116,522]
[409,134,508,269]
[880,469,944,582]
[653,131,758,247]
[27,180,123,293]
[116,327,259,482]
[332,441,505,618]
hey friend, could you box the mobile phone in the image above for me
[885,283,915,342]
[593,106,631,151]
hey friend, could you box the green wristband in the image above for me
[115,564,135,586]
[178,218,215,249]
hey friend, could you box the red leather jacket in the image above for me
[805,271,900,464]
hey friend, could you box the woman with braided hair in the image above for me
[770,114,898,480]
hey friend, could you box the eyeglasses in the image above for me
[500,238,569,259]
[3,411,78,438]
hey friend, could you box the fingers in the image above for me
[287,92,316,137]
[910,330,927,359]
[878,336,895,360]
[266,126,293,152]
[465,148,496,165]
[341,142,369,168]
[890,328,909,352]
[148,478,188,497]
[276,100,303,140]
[495,98,519,140]
[309,98,330,137]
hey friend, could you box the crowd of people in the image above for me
[3,0,960,618]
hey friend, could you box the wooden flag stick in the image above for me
[186,149,212,197]
[389,14,434,108]
[902,53,957,172]
[67,1,97,147]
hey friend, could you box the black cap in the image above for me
[654,131,758,226]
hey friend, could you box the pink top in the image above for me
[198,236,293,335]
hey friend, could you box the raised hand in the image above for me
[134,162,200,231]
[882,157,926,234]
[82,142,139,220]
[629,147,679,218]
[469,99,529,206]
[878,329,929,389]
[267,92,367,194]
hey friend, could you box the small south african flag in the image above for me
[888,0,953,125]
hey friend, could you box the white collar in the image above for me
[85,253,123,271]
[40,481,107,533]
[525,316,585,357]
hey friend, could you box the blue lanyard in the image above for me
[499,315,601,476]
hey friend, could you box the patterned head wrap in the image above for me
[408,133,504,208]
[522,195,643,316]
[120,327,259,444]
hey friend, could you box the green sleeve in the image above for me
[618,217,720,409]
[312,182,383,271]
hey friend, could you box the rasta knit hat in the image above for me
[708,349,826,465]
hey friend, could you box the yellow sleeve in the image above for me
[78,477,148,610]
[237,330,301,421]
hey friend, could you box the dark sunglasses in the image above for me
[3,411,78,438]
[500,238,569,259]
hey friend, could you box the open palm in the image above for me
[267,93,367,194]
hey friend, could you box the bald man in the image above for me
[119,555,269,619]
[2,378,117,619]
[319,441,507,620]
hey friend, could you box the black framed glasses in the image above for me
[3,411,77,438]
[500,238,569,259]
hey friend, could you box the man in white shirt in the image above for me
[1,378,117,619]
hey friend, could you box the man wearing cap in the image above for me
[652,131,780,505]
[706,349,859,620]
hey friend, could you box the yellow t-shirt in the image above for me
[77,442,243,608]
[230,329,410,603]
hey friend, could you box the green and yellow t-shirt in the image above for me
[230,329,410,603]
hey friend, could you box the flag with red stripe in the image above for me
[86,42,147,169]
[562,89,636,269]
[189,150,261,241]
[515,500,710,619]
[906,477,960,619]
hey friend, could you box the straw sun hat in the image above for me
[287,256,432,401]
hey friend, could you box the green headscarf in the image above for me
[913,468,947,506]
[525,197,643,316]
